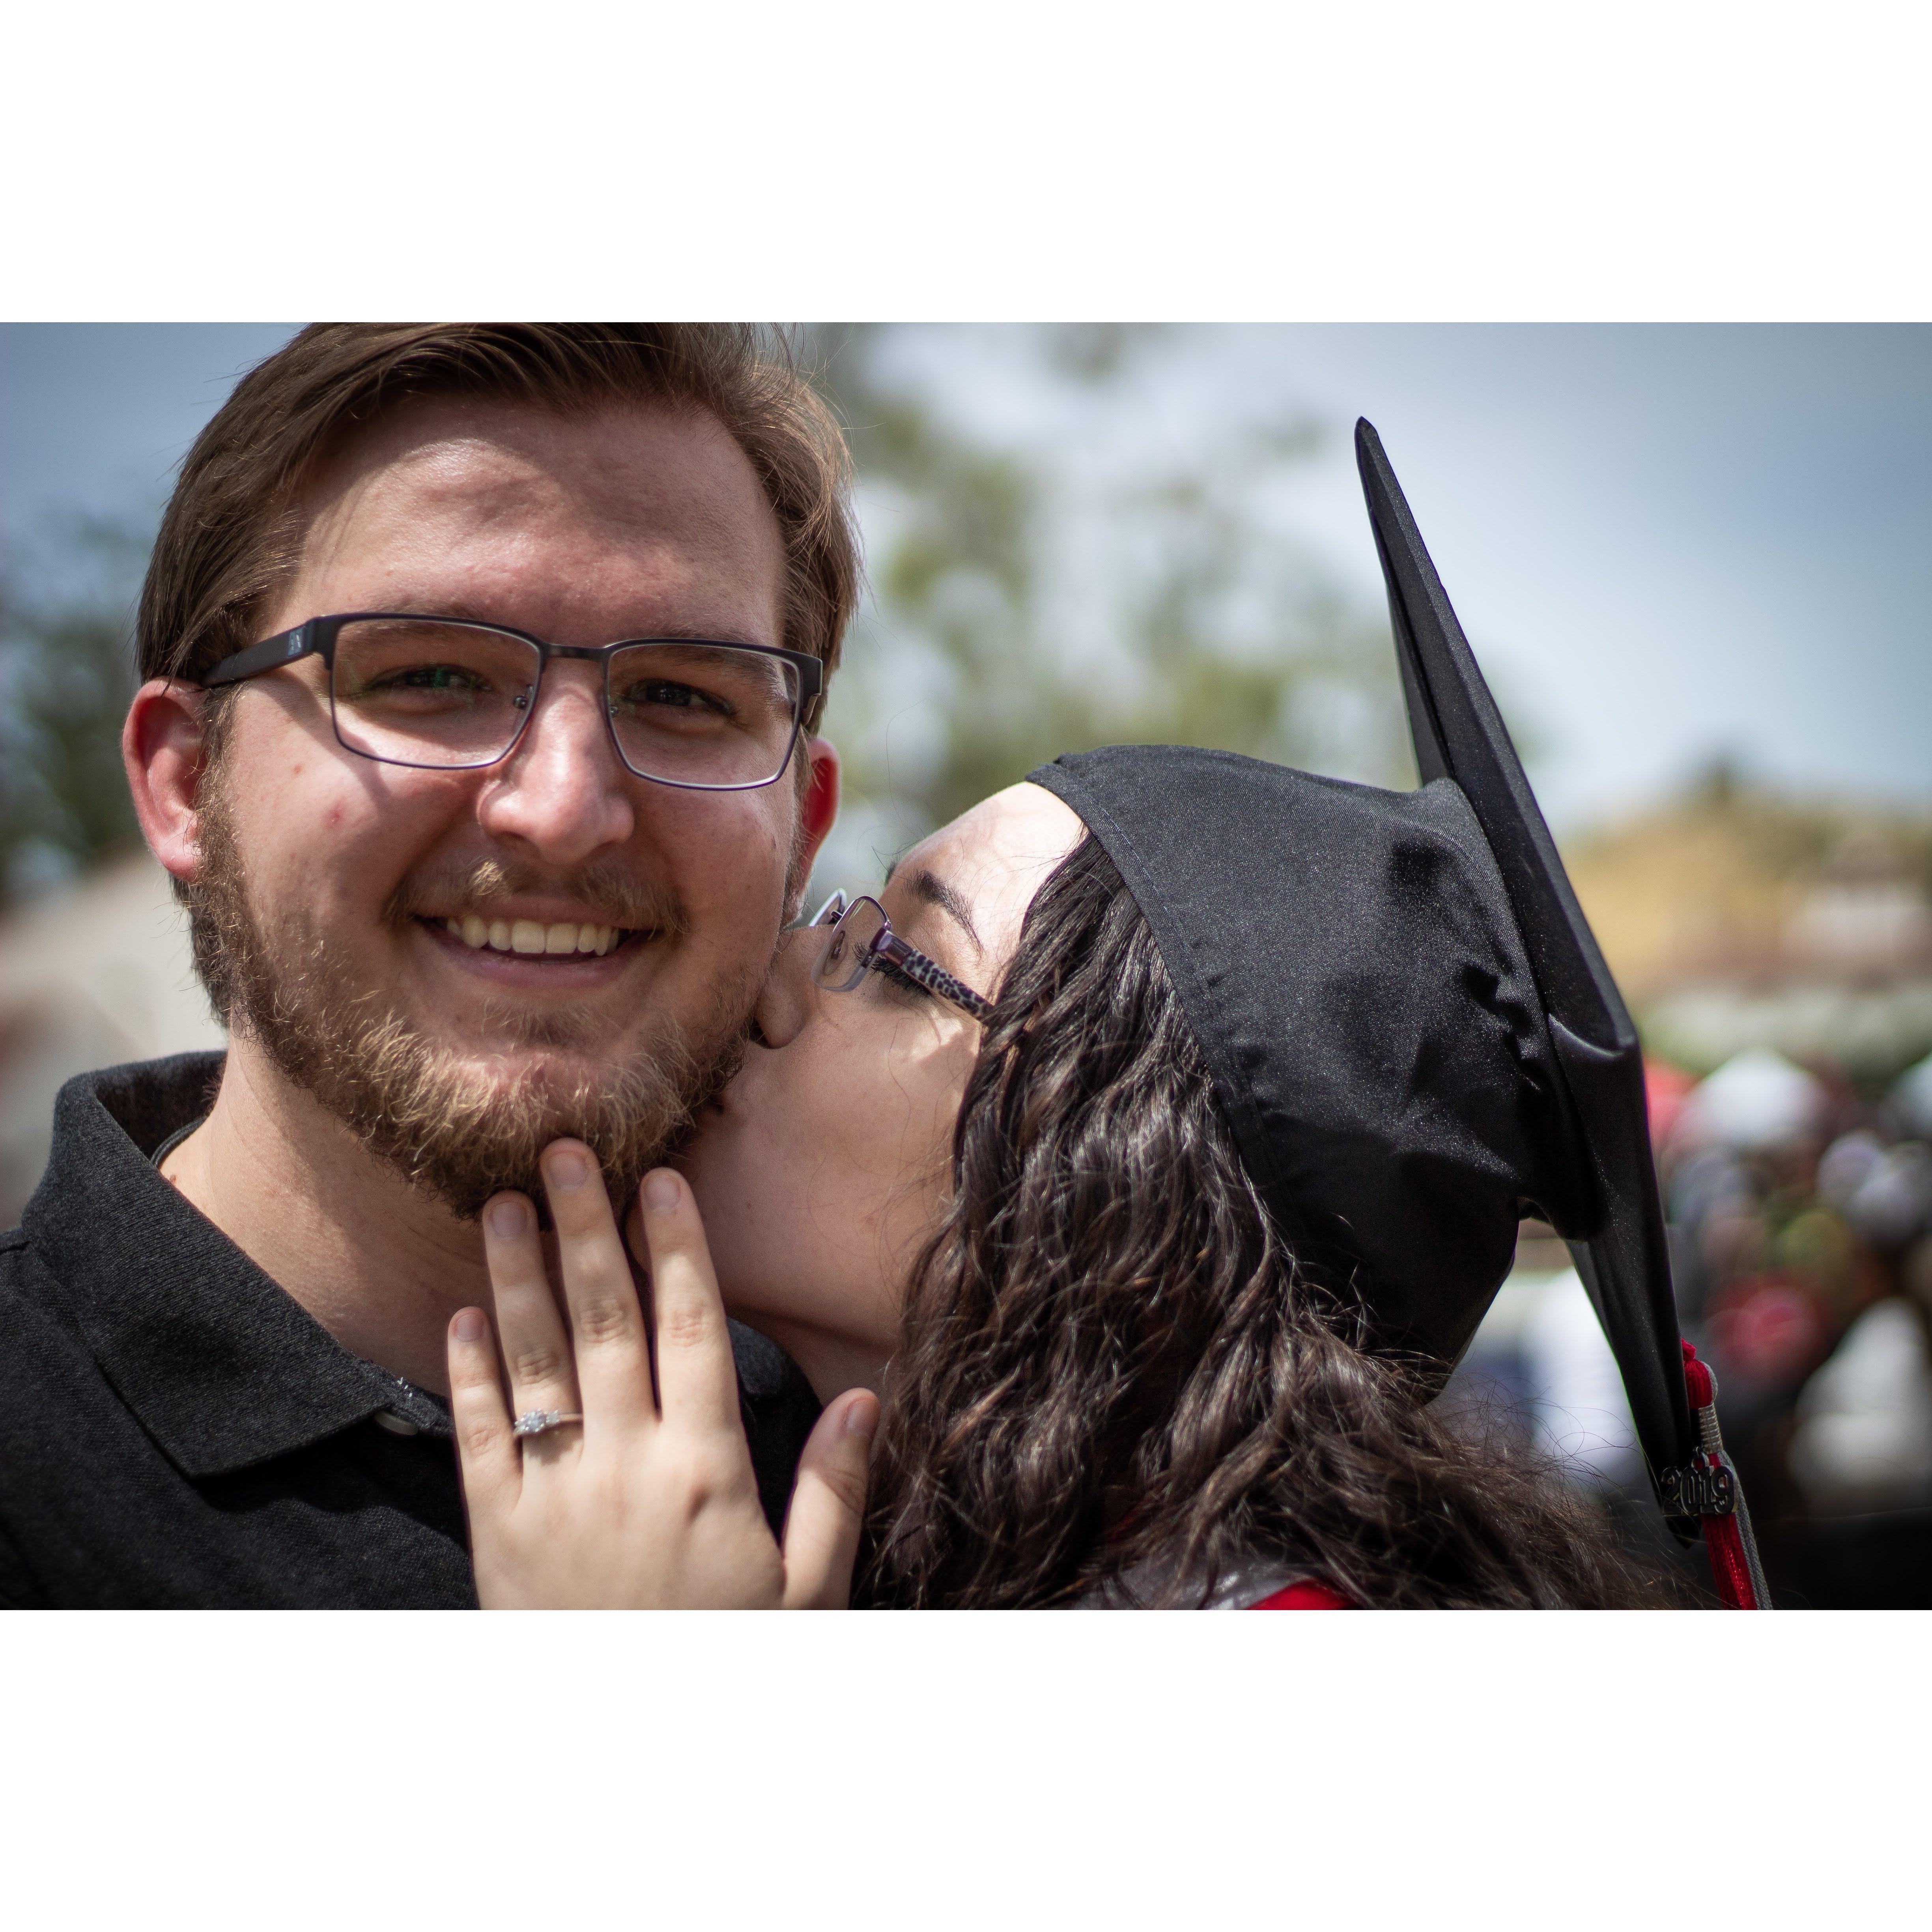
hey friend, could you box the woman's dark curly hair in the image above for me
[859,835,1673,1609]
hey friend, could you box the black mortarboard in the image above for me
[1028,420,1698,1526]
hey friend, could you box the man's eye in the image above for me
[385,663,485,691]
[617,678,732,716]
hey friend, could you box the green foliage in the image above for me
[0,516,148,905]
[804,326,1411,866]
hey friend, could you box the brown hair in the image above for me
[861,835,1677,1609]
[137,323,858,731]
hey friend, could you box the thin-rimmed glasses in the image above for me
[805,891,994,1022]
[199,612,824,792]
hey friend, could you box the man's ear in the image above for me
[787,736,841,921]
[123,679,212,886]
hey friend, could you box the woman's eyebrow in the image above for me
[882,863,983,956]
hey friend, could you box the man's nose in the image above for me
[750,927,822,1050]
[474,665,636,864]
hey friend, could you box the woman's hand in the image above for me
[448,1142,878,1609]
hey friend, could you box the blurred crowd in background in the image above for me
[4,323,1929,1605]
[1668,1047,1932,1602]
[1448,1043,1932,1607]
[1445,766,1932,1605]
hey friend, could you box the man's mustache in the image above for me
[384,856,691,938]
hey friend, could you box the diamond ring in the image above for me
[512,1408,585,1439]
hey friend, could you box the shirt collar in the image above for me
[23,1054,449,1478]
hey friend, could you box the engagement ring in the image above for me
[512,1408,584,1439]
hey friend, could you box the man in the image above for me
[0,325,859,1607]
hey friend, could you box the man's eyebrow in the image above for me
[882,863,983,956]
[356,601,768,646]
[362,598,514,628]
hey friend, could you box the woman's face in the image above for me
[677,781,1086,1399]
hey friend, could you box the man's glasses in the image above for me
[805,891,994,1022]
[200,613,824,792]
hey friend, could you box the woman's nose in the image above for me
[751,926,822,1049]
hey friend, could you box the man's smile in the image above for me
[435,912,629,957]
[412,912,664,986]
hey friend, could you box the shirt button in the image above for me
[374,1410,421,1436]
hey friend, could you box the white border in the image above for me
[7,4,1930,319]
[2,1608,1923,1924]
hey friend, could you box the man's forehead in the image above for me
[306,393,769,538]
[280,392,787,635]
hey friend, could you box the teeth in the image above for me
[442,914,621,958]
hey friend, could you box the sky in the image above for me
[875,324,1932,827]
[4,322,1926,831]
[1,324,299,526]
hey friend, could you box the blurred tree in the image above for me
[0,515,148,906]
[803,325,1412,871]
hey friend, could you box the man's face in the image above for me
[192,393,805,1211]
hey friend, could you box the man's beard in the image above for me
[186,782,755,1220]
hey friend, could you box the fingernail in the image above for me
[845,1391,879,1441]
[547,1145,590,1189]
[486,1196,528,1239]
[643,1170,680,1213]
[452,1308,487,1343]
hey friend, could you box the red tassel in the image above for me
[1683,1346,1716,1410]
[1703,1513,1757,1610]
[1678,1340,1771,1610]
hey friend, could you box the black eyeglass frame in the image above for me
[806,890,996,1023]
[198,612,826,794]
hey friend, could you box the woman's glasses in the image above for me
[805,891,994,1022]
[199,613,824,793]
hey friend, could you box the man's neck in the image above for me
[160,1039,491,1394]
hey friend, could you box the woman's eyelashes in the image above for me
[871,956,934,1002]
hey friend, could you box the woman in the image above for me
[449,764,1669,1609]
[447,426,1744,1610]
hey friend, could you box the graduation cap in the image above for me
[1355,423,1689,1470]
[1030,420,1769,1601]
